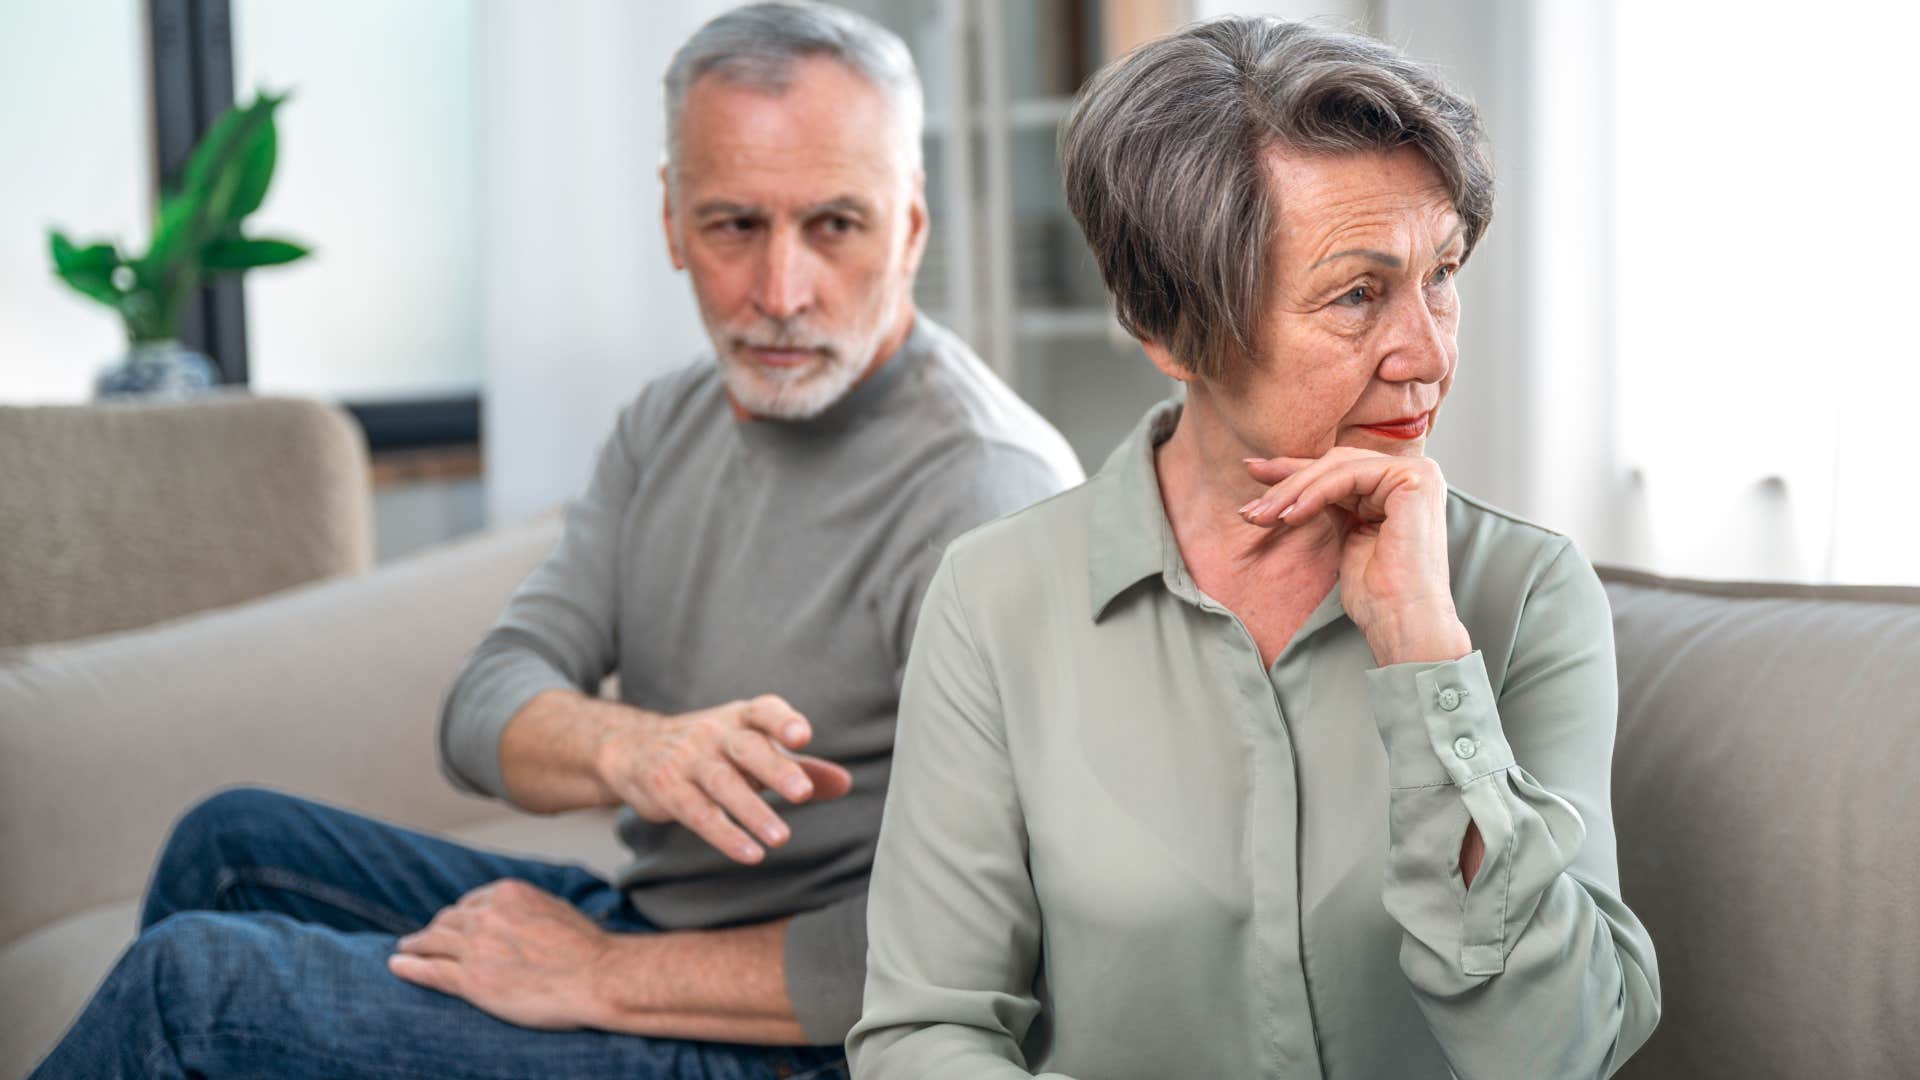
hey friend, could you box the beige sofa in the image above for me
[1,395,1914,1077]
[0,395,376,649]
[0,513,629,1076]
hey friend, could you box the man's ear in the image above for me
[660,164,686,270]
[901,168,929,277]
[1140,337,1196,383]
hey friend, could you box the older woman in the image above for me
[847,17,1660,1080]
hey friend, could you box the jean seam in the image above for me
[214,865,418,935]
[788,1062,850,1080]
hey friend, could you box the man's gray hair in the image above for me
[663,2,924,184]
[1060,17,1494,382]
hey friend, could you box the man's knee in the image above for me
[123,911,248,1001]
[159,786,305,869]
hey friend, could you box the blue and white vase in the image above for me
[95,340,218,399]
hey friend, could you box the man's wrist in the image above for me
[588,931,659,1028]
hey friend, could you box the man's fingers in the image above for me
[388,952,463,994]
[695,759,793,849]
[795,755,854,801]
[724,729,815,803]
[660,779,766,865]
[739,694,812,749]
[395,925,465,959]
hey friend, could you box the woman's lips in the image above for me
[1356,413,1430,440]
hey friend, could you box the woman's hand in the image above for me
[1241,448,1471,666]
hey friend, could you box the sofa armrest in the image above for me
[0,514,561,946]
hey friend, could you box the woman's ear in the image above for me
[1140,338,1196,383]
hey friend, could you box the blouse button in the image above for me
[1452,736,1478,760]
[1438,687,1463,711]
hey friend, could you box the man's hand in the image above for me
[388,879,614,1030]
[596,694,853,864]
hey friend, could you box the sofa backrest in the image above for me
[1600,566,1920,1079]
[0,394,372,647]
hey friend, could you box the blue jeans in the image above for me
[30,787,850,1080]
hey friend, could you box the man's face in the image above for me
[664,57,927,420]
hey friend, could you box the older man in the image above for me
[30,4,1080,1078]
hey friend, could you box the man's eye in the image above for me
[816,215,856,236]
[1429,264,1457,286]
[710,218,757,236]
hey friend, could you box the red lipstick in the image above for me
[1357,413,1430,440]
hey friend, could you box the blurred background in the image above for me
[3,0,1916,582]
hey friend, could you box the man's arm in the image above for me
[390,877,814,1044]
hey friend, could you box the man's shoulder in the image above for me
[609,356,726,450]
[896,318,1083,487]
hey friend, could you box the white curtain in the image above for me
[1390,0,1920,586]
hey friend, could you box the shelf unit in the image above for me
[853,0,1187,467]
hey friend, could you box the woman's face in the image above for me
[1206,145,1466,460]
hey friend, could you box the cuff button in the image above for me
[1452,735,1478,760]
[1438,687,1463,711]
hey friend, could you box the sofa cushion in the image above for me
[0,514,562,947]
[1600,567,1920,1080]
[0,807,627,1079]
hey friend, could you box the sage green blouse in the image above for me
[848,402,1661,1079]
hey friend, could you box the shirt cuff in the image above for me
[440,648,576,799]
[783,892,869,1045]
[1364,649,1515,790]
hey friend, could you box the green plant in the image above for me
[48,90,311,344]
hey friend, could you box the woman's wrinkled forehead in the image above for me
[1261,145,1463,277]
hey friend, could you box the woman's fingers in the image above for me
[1241,452,1401,528]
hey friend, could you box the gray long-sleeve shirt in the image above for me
[439,316,1083,1042]
[850,401,1661,1077]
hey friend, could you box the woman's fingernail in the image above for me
[786,777,813,800]
[1237,500,1260,516]
[763,821,789,844]
[1278,502,1298,520]
[784,722,806,743]
[1243,457,1265,465]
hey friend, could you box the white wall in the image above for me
[0,0,147,404]
[475,0,730,524]
[234,0,484,402]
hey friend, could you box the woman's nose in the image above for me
[1378,290,1453,384]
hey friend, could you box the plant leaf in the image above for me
[178,91,281,199]
[55,265,122,306]
[226,119,278,221]
[201,236,310,271]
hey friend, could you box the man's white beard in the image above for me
[709,316,887,421]
[718,346,867,421]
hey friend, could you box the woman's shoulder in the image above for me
[937,479,1101,618]
[1443,487,1607,646]
[1444,487,1579,567]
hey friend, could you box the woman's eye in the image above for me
[1336,285,1373,307]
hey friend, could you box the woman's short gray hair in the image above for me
[664,2,924,185]
[1060,17,1494,382]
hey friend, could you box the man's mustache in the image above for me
[727,321,835,357]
